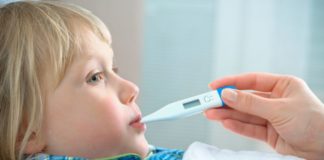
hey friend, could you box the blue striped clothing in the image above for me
[25,146,184,160]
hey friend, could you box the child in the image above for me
[0,1,184,159]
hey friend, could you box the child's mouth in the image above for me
[129,115,146,131]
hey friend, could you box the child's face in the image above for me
[40,30,148,158]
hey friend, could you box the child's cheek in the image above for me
[98,98,129,141]
[98,97,125,124]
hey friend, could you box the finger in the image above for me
[222,89,279,120]
[209,72,281,92]
[204,90,271,121]
[251,91,271,98]
[205,108,267,125]
[222,119,267,142]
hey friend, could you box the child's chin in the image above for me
[135,137,150,158]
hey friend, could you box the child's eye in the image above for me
[87,72,105,84]
[112,67,118,74]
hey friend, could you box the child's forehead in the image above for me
[70,32,113,70]
[77,29,113,58]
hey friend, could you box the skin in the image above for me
[26,30,149,159]
[205,72,324,160]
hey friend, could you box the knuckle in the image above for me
[285,75,307,89]
[285,75,305,85]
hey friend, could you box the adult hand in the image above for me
[204,72,324,160]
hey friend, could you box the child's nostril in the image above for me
[129,96,135,103]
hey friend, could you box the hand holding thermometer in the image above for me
[141,86,236,123]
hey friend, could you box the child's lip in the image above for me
[129,115,142,125]
[129,115,146,131]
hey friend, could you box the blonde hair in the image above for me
[0,1,111,159]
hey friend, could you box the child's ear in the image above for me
[23,132,46,154]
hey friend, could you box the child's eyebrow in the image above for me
[82,52,114,67]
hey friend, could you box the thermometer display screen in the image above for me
[183,99,201,109]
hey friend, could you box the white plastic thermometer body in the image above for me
[141,86,236,123]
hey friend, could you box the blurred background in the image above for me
[2,0,323,152]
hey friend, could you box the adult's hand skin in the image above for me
[205,72,324,160]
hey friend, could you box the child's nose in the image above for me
[118,79,139,105]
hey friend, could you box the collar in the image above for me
[25,145,155,160]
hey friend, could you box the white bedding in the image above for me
[183,142,304,160]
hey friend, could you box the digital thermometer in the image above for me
[141,86,236,123]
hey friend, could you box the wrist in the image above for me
[306,106,324,160]
[293,105,324,160]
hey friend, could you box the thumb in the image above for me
[221,89,275,120]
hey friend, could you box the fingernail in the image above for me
[203,111,207,117]
[222,89,237,102]
[208,83,213,89]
